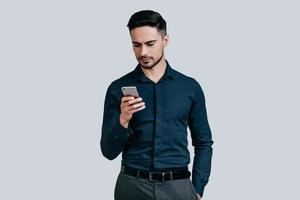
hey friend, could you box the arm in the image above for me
[100,84,133,160]
[188,80,214,198]
[100,84,145,160]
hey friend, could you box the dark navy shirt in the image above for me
[100,60,213,196]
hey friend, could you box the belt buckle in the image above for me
[149,172,160,182]
[149,171,173,182]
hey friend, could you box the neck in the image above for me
[141,58,167,83]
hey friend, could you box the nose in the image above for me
[140,46,149,57]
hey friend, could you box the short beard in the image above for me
[139,51,164,69]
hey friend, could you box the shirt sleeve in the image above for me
[100,83,133,160]
[188,79,214,197]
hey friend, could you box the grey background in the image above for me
[0,0,299,199]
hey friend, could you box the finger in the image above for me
[123,102,144,111]
[127,97,143,105]
[121,96,135,103]
[129,102,145,110]
[129,105,146,114]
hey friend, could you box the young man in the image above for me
[101,10,213,200]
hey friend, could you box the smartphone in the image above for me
[121,86,139,98]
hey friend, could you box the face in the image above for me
[130,26,169,69]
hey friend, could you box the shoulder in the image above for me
[172,68,203,89]
[171,68,206,102]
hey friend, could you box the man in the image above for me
[101,10,213,200]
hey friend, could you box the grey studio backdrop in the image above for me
[0,1,299,199]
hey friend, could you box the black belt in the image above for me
[121,165,191,182]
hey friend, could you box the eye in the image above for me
[147,43,155,46]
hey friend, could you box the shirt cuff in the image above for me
[111,119,133,140]
[193,179,206,198]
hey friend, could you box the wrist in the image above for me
[119,115,129,128]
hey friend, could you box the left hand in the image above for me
[197,193,201,200]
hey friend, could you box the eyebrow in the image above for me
[132,40,157,45]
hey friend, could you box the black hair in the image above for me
[127,10,167,36]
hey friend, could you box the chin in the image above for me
[139,61,152,68]
[140,64,155,69]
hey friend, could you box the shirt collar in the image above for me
[133,59,175,83]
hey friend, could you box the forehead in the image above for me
[130,26,162,43]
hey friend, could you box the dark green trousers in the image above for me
[114,172,198,200]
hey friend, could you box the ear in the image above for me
[163,34,169,47]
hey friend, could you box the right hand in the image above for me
[119,96,145,128]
